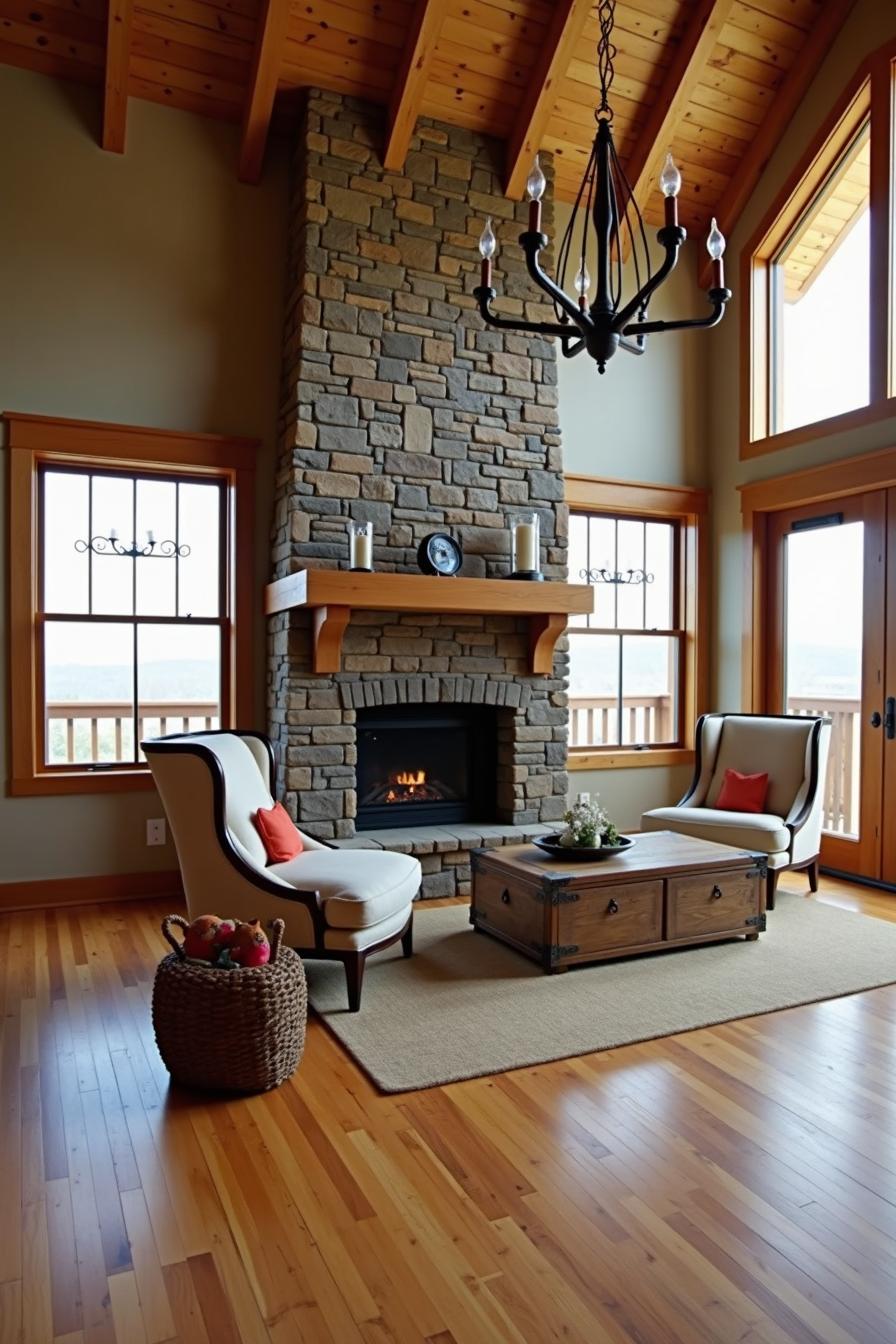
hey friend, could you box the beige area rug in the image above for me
[304,892,896,1092]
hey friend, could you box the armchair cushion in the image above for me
[323,907,414,952]
[714,767,769,814]
[269,848,420,930]
[253,801,304,863]
[642,806,790,854]
[705,717,808,818]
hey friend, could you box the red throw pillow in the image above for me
[715,768,769,814]
[253,802,303,863]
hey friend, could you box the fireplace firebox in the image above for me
[356,705,497,830]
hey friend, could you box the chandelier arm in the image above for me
[560,336,587,358]
[609,133,652,298]
[622,287,731,337]
[472,285,584,338]
[617,334,646,356]
[613,227,684,331]
[520,235,591,328]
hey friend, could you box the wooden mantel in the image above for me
[264,570,594,675]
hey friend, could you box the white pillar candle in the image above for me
[513,514,539,573]
[349,522,373,570]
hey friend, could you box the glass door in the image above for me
[767,493,886,881]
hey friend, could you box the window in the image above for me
[743,46,896,457]
[772,122,870,434]
[565,477,707,771]
[42,466,225,768]
[6,413,256,795]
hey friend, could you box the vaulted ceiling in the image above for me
[2,0,857,243]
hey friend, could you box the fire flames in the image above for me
[385,769,426,803]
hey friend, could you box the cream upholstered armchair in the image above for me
[143,730,420,1010]
[641,713,831,910]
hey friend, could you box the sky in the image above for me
[780,209,870,433]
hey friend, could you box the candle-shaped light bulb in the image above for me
[706,216,726,289]
[706,217,726,260]
[526,154,546,201]
[574,263,591,297]
[660,151,682,226]
[478,217,496,259]
[478,216,496,287]
[147,529,155,545]
[109,527,118,541]
[526,154,546,231]
[659,151,681,197]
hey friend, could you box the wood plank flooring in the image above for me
[0,875,895,1343]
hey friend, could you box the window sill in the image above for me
[741,397,896,461]
[10,770,156,796]
[568,748,695,771]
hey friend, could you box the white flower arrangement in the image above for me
[558,795,621,849]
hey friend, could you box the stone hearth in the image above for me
[267,90,571,898]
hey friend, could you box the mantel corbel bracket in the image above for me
[529,611,567,675]
[312,604,350,674]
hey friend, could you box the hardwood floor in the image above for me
[1,875,895,1344]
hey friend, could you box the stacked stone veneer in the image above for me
[268,90,570,897]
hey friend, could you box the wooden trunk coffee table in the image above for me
[470,830,768,973]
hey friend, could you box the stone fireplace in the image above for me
[267,90,573,897]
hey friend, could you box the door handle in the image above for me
[870,711,882,728]
[886,697,896,741]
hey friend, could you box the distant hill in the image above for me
[46,659,219,703]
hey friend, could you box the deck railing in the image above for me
[787,695,860,837]
[569,694,674,749]
[46,701,220,763]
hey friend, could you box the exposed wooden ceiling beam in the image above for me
[102,0,134,153]
[697,0,859,286]
[383,0,450,172]
[238,0,290,184]
[504,0,593,201]
[622,0,734,224]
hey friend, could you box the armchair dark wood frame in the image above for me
[142,730,414,1011]
[678,713,826,911]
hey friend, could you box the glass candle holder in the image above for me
[510,512,543,580]
[348,520,373,571]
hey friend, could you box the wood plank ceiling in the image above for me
[0,0,857,242]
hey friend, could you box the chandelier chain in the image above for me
[595,0,617,119]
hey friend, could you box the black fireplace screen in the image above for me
[355,705,497,830]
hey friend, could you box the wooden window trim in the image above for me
[741,42,895,460]
[738,441,896,711]
[5,412,257,796]
[565,475,709,771]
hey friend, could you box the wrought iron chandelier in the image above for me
[74,529,190,559]
[474,0,731,373]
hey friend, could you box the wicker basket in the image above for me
[152,915,307,1093]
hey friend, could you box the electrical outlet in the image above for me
[146,818,167,847]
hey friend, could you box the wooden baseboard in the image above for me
[0,869,183,912]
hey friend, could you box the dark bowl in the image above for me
[531,833,635,862]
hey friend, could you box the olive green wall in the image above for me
[708,0,896,712]
[555,202,708,827]
[0,65,288,882]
